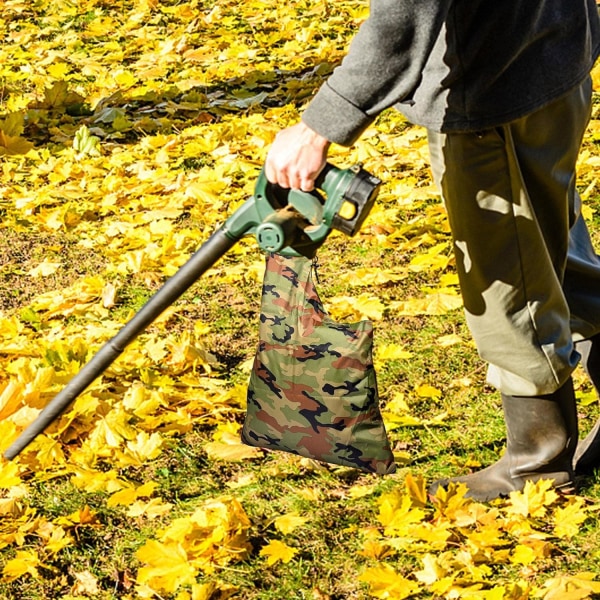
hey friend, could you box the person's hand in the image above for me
[265,122,331,191]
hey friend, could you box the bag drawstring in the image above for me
[312,255,321,285]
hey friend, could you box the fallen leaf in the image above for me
[358,564,421,599]
[273,512,309,535]
[260,540,298,566]
[72,570,100,596]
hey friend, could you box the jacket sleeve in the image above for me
[301,0,449,145]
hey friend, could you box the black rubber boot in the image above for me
[574,334,600,475]
[429,378,578,502]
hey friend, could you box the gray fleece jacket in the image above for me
[302,0,600,145]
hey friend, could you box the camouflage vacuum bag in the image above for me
[241,253,396,474]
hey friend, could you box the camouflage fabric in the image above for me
[241,253,396,475]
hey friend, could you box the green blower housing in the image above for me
[224,163,381,257]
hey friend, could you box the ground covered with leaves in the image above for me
[1,1,600,599]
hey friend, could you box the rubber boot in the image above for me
[573,334,600,475]
[429,378,578,502]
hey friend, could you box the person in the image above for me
[264,1,600,502]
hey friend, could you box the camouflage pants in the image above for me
[427,77,600,396]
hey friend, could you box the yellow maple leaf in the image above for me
[87,407,137,451]
[581,202,596,221]
[259,539,298,566]
[0,130,33,156]
[436,333,463,347]
[376,343,413,363]
[205,440,262,461]
[56,505,97,527]
[348,483,378,499]
[136,540,197,594]
[359,539,396,560]
[126,498,173,519]
[506,479,559,518]
[328,293,385,321]
[47,62,70,79]
[114,69,137,88]
[297,487,322,502]
[225,472,257,489]
[414,553,447,585]
[404,472,428,508]
[157,496,251,573]
[0,484,27,516]
[122,384,165,417]
[2,550,41,581]
[378,489,426,536]
[386,520,450,550]
[211,421,242,441]
[358,564,421,600]
[0,112,25,136]
[408,242,451,272]
[0,380,25,422]
[184,581,218,600]
[541,572,600,599]
[182,581,239,600]
[430,481,473,517]
[27,259,62,278]
[339,267,407,287]
[107,481,158,507]
[125,431,164,462]
[27,435,66,470]
[273,512,309,535]
[553,497,589,539]
[41,525,72,555]
[205,428,262,462]
[415,384,442,399]
[578,388,598,407]
[72,570,101,596]
[69,467,128,494]
[39,80,84,108]
[390,293,462,316]
[439,272,459,286]
[381,393,412,415]
[510,544,537,566]
[106,488,135,507]
[0,460,22,488]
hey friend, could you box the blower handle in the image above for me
[251,163,381,257]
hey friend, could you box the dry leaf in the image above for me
[259,540,298,566]
[358,564,421,599]
[273,512,309,535]
[71,570,101,596]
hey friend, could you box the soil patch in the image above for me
[0,228,106,312]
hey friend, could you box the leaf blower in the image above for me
[3,163,381,460]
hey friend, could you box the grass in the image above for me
[2,149,600,598]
